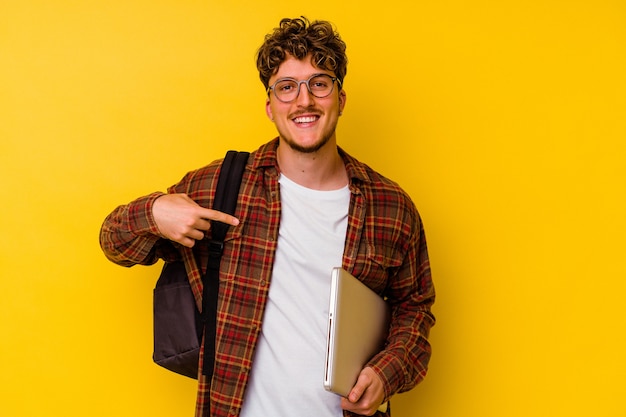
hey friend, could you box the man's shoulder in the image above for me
[177,139,276,187]
[340,149,406,192]
[340,148,420,218]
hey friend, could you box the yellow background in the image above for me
[2,1,625,416]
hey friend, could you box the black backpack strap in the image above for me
[202,150,249,378]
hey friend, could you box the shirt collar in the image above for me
[251,137,373,185]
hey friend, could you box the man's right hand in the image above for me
[152,193,239,248]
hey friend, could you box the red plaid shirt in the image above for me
[100,138,435,417]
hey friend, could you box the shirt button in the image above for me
[260,280,267,287]
[229,408,238,415]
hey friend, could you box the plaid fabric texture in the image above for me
[100,138,435,417]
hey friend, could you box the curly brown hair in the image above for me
[256,17,347,90]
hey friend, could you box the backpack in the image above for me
[152,150,249,378]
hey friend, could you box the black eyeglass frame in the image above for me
[266,73,342,103]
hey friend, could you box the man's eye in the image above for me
[277,83,295,92]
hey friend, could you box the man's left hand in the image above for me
[341,367,385,415]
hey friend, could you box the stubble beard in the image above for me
[281,128,336,154]
[279,111,339,154]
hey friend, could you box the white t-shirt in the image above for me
[239,174,350,417]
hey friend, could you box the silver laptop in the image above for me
[323,267,391,397]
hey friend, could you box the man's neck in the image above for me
[276,140,348,191]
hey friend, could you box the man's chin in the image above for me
[280,134,334,154]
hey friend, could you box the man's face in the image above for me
[265,54,346,154]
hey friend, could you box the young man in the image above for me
[100,17,435,417]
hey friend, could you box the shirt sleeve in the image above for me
[367,214,436,401]
[99,191,179,267]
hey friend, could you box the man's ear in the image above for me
[265,98,274,121]
[339,89,347,114]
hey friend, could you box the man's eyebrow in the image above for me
[274,72,332,82]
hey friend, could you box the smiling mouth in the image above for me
[293,115,319,124]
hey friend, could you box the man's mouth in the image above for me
[293,115,320,124]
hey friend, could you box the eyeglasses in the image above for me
[267,73,341,103]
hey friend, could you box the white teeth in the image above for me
[294,116,317,123]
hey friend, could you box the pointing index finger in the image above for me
[200,207,240,226]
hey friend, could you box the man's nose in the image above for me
[295,81,314,106]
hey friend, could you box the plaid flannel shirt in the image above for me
[100,138,435,417]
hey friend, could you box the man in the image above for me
[100,17,435,417]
